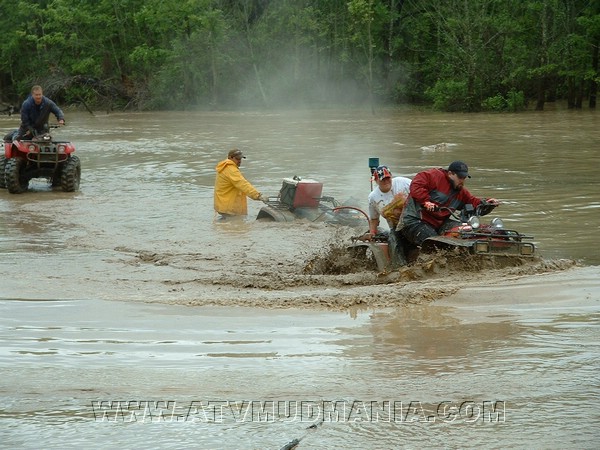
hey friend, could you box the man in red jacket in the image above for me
[399,161,499,246]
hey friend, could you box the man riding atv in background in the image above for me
[3,85,64,142]
[1,85,79,194]
[399,161,500,246]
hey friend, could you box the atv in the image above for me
[256,176,364,227]
[347,201,536,272]
[1,125,80,193]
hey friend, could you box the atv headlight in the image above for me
[468,216,480,229]
[520,243,535,255]
[491,217,504,229]
[57,144,66,153]
[28,144,37,152]
[474,241,490,253]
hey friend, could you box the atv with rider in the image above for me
[347,200,536,272]
[1,124,81,193]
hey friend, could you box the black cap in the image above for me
[448,161,471,178]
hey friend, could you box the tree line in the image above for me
[1,0,598,112]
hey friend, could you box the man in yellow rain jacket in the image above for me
[214,148,265,218]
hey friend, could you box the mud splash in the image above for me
[117,234,578,311]
[302,234,574,279]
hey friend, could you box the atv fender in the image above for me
[256,205,297,222]
[421,236,475,253]
[347,241,391,272]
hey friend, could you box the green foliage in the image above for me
[481,94,506,112]
[0,0,597,110]
[506,89,526,111]
[482,89,526,112]
[426,80,469,112]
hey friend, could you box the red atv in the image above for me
[347,201,536,272]
[1,125,81,193]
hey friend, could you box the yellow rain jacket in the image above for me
[214,159,261,215]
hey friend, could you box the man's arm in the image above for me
[20,101,32,128]
[226,166,261,200]
[457,188,483,208]
[409,170,434,205]
[367,192,380,234]
[48,99,65,123]
[368,218,379,235]
[17,101,34,139]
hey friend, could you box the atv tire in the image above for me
[5,158,29,193]
[0,156,6,189]
[61,155,81,192]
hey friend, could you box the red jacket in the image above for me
[401,168,482,229]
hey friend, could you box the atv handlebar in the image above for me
[430,200,499,222]
[432,199,499,213]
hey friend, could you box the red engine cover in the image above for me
[293,181,323,208]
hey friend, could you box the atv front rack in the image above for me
[423,227,536,257]
[263,195,340,211]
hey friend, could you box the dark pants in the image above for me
[401,219,461,246]
[3,130,17,142]
[388,229,411,267]
[4,127,39,142]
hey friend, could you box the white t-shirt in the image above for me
[368,176,412,227]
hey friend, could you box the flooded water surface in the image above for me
[1,108,599,448]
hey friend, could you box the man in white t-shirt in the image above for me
[367,165,412,266]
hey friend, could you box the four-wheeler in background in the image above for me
[1,125,80,194]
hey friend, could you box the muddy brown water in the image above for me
[1,108,599,448]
